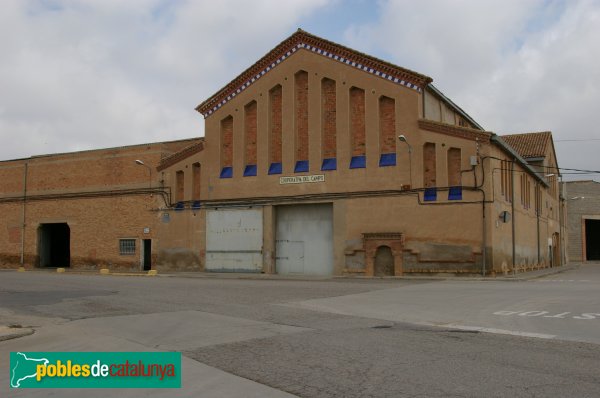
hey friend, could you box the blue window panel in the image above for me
[424,187,437,202]
[243,164,257,177]
[174,202,185,211]
[220,166,233,178]
[268,162,282,175]
[379,153,396,167]
[321,158,337,171]
[294,160,309,173]
[191,201,201,209]
[448,186,463,200]
[350,155,366,169]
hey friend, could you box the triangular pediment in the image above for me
[196,29,432,118]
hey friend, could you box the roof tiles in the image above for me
[501,131,552,159]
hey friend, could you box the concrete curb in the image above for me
[0,264,580,282]
[0,326,34,342]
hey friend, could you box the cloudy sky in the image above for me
[1,0,599,180]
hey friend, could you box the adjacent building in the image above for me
[0,138,201,271]
[0,30,565,276]
[566,180,600,262]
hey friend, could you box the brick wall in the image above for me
[295,71,309,162]
[221,115,234,168]
[566,181,600,261]
[350,87,366,156]
[423,143,437,187]
[269,85,283,163]
[175,170,184,202]
[379,96,396,154]
[192,163,201,200]
[447,147,461,186]
[244,101,258,165]
[321,78,337,159]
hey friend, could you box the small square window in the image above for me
[448,186,462,200]
[220,166,233,178]
[119,239,136,255]
[294,160,309,173]
[268,162,282,175]
[379,153,396,167]
[424,188,437,202]
[350,155,366,169]
[321,158,337,171]
[243,164,257,177]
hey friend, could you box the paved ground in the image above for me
[1,264,600,397]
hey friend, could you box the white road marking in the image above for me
[445,324,556,340]
[493,310,600,320]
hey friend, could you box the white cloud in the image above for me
[0,0,329,160]
[344,0,600,179]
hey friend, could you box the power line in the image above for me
[555,139,600,142]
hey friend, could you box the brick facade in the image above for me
[0,139,197,270]
[244,101,258,165]
[269,85,283,164]
[295,71,309,162]
[221,115,234,168]
[379,96,396,154]
[321,78,337,159]
[350,87,366,157]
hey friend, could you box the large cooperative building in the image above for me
[0,30,566,276]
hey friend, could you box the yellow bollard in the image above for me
[99,268,110,275]
[17,266,26,272]
[146,270,158,277]
[56,268,66,273]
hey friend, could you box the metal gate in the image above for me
[276,204,333,275]
[206,208,263,272]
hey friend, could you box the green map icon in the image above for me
[10,352,49,388]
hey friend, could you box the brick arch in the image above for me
[363,233,404,276]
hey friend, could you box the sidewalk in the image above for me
[2,263,580,282]
[0,325,34,342]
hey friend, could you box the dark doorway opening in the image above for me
[38,223,70,268]
[143,239,152,270]
[374,245,395,276]
[585,219,600,261]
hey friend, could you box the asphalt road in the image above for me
[1,265,600,397]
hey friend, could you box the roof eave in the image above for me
[491,135,549,187]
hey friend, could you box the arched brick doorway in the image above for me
[363,233,404,276]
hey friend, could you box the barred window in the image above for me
[119,239,136,255]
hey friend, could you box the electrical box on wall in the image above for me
[470,156,479,166]
[499,211,511,223]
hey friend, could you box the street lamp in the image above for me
[398,135,413,188]
[135,160,152,189]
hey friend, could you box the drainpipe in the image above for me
[20,162,28,266]
[536,184,540,264]
[482,192,487,277]
[511,158,516,275]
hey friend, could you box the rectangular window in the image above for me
[423,143,436,188]
[447,147,461,187]
[350,87,366,168]
[244,101,257,176]
[269,85,283,174]
[379,96,396,167]
[220,115,234,178]
[119,239,136,255]
[501,160,513,202]
[295,70,309,172]
[321,78,337,171]
[175,170,184,202]
[192,163,201,200]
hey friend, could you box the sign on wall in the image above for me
[279,175,325,185]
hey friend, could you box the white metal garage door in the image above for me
[206,208,263,272]
[276,204,333,275]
